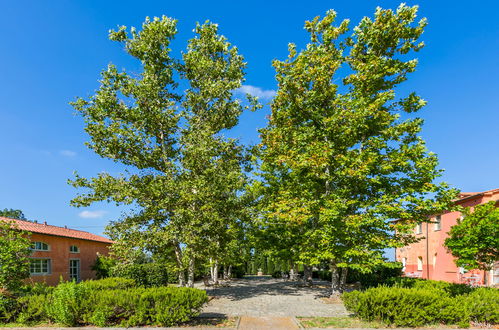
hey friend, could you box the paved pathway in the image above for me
[197,276,348,317]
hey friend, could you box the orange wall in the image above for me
[396,191,498,286]
[27,233,110,286]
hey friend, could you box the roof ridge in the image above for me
[0,216,112,244]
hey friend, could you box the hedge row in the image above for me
[343,284,499,327]
[1,278,208,327]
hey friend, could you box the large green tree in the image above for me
[0,220,32,292]
[259,4,457,296]
[444,201,499,271]
[70,17,257,287]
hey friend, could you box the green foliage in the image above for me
[385,277,473,296]
[0,209,26,220]
[258,3,458,294]
[46,281,89,326]
[0,293,18,323]
[111,263,168,287]
[0,220,32,292]
[347,263,403,288]
[16,294,49,325]
[444,201,499,270]
[343,285,499,327]
[69,15,257,287]
[91,254,116,279]
[83,287,208,327]
[4,279,207,327]
[79,277,136,290]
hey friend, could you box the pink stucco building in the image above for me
[396,188,499,286]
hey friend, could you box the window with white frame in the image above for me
[402,257,407,271]
[69,245,79,253]
[434,215,441,231]
[31,242,50,251]
[30,259,51,275]
[416,222,423,234]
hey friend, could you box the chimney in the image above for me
[43,221,47,225]
[64,225,68,229]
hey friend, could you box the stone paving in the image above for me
[197,276,348,317]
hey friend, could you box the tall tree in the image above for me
[70,17,257,287]
[0,208,27,220]
[259,4,457,296]
[445,201,499,271]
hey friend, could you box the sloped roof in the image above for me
[456,188,499,203]
[0,217,113,244]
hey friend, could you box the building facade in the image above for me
[396,188,499,286]
[2,217,112,286]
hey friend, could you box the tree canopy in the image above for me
[0,208,27,221]
[70,16,258,286]
[258,4,457,295]
[445,201,499,270]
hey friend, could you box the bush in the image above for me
[45,281,89,326]
[0,293,18,323]
[111,263,168,287]
[79,277,136,290]
[385,277,473,296]
[83,287,208,327]
[342,285,499,327]
[3,279,208,327]
[91,255,116,279]
[16,293,49,325]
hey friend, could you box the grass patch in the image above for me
[298,316,386,328]
[181,316,238,328]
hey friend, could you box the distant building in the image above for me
[396,188,499,286]
[1,217,112,286]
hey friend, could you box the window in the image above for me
[402,257,407,272]
[433,253,437,267]
[31,242,50,251]
[69,245,79,253]
[417,256,423,271]
[30,259,51,275]
[434,215,441,231]
[416,222,423,234]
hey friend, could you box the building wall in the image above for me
[27,233,110,286]
[396,190,499,286]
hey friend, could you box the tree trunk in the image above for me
[223,265,229,280]
[174,242,185,287]
[227,265,232,279]
[340,267,348,293]
[187,257,195,288]
[213,261,219,285]
[330,261,341,298]
[303,264,313,286]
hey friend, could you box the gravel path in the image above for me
[197,276,348,317]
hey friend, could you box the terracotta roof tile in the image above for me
[0,217,113,244]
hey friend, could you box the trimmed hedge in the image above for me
[6,279,208,327]
[343,284,499,327]
[111,263,169,287]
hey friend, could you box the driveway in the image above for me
[197,276,348,317]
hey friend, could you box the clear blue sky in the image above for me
[0,0,498,236]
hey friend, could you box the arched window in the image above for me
[31,242,50,251]
[417,256,423,271]
[69,245,80,253]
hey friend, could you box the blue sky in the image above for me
[0,0,498,237]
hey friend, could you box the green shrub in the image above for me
[83,287,208,327]
[465,288,499,324]
[79,277,136,290]
[16,294,49,325]
[386,277,473,296]
[111,263,168,287]
[19,282,54,296]
[91,254,116,279]
[46,281,89,326]
[0,293,18,323]
[343,285,499,327]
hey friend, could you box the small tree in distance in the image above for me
[445,201,499,271]
[0,208,27,221]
